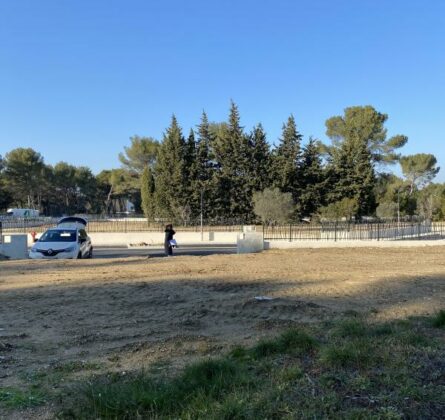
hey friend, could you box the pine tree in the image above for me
[325,106,408,165]
[249,123,271,193]
[154,115,187,219]
[272,115,303,203]
[141,166,156,220]
[323,106,407,218]
[298,138,326,218]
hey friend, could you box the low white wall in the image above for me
[89,231,239,247]
[265,239,445,249]
[23,231,239,247]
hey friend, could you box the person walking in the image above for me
[164,224,176,257]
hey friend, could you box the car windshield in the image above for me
[39,230,76,243]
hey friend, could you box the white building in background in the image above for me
[125,200,135,214]
[6,208,40,218]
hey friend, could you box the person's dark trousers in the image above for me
[164,243,173,256]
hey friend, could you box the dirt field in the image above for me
[1,247,445,417]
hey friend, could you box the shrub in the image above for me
[253,188,294,224]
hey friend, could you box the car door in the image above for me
[78,229,89,257]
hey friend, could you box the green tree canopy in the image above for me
[325,106,408,166]
[272,115,302,200]
[74,166,99,213]
[253,188,294,224]
[298,138,326,218]
[400,153,440,194]
[249,123,272,193]
[141,166,156,221]
[154,115,187,219]
[119,136,160,174]
[319,197,358,221]
[376,201,399,219]
[212,101,253,219]
[416,183,445,221]
[1,103,440,221]
[0,155,13,211]
[327,135,376,217]
[52,162,78,211]
[3,148,46,209]
[96,169,139,214]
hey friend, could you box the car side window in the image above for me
[79,229,87,240]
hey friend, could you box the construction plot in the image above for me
[0,248,444,418]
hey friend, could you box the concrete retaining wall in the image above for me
[20,227,444,251]
[89,231,239,246]
[265,239,445,249]
[23,231,239,247]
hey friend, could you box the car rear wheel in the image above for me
[77,252,82,259]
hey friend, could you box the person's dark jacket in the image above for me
[165,229,176,244]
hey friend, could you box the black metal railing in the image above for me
[0,216,248,234]
[263,221,445,241]
[3,215,445,241]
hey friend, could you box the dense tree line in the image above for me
[0,102,443,222]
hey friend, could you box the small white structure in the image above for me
[0,234,28,259]
[237,232,264,254]
[6,208,40,218]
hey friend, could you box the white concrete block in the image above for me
[0,234,28,259]
[237,232,264,254]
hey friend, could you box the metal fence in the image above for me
[3,216,445,241]
[263,221,445,241]
[0,216,247,234]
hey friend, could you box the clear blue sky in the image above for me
[1,0,444,180]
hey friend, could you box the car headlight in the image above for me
[64,245,76,252]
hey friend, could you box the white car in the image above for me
[29,217,93,259]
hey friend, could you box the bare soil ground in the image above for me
[1,247,445,418]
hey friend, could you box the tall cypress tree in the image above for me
[154,115,187,219]
[192,111,214,219]
[184,128,197,181]
[141,166,156,220]
[196,112,214,183]
[249,123,271,193]
[212,101,252,220]
[272,115,303,203]
[354,140,376,217]
[183,128,198,215]
[298,138,326,218]
[328,138,376,218]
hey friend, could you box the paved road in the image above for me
[94,244,237,259]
